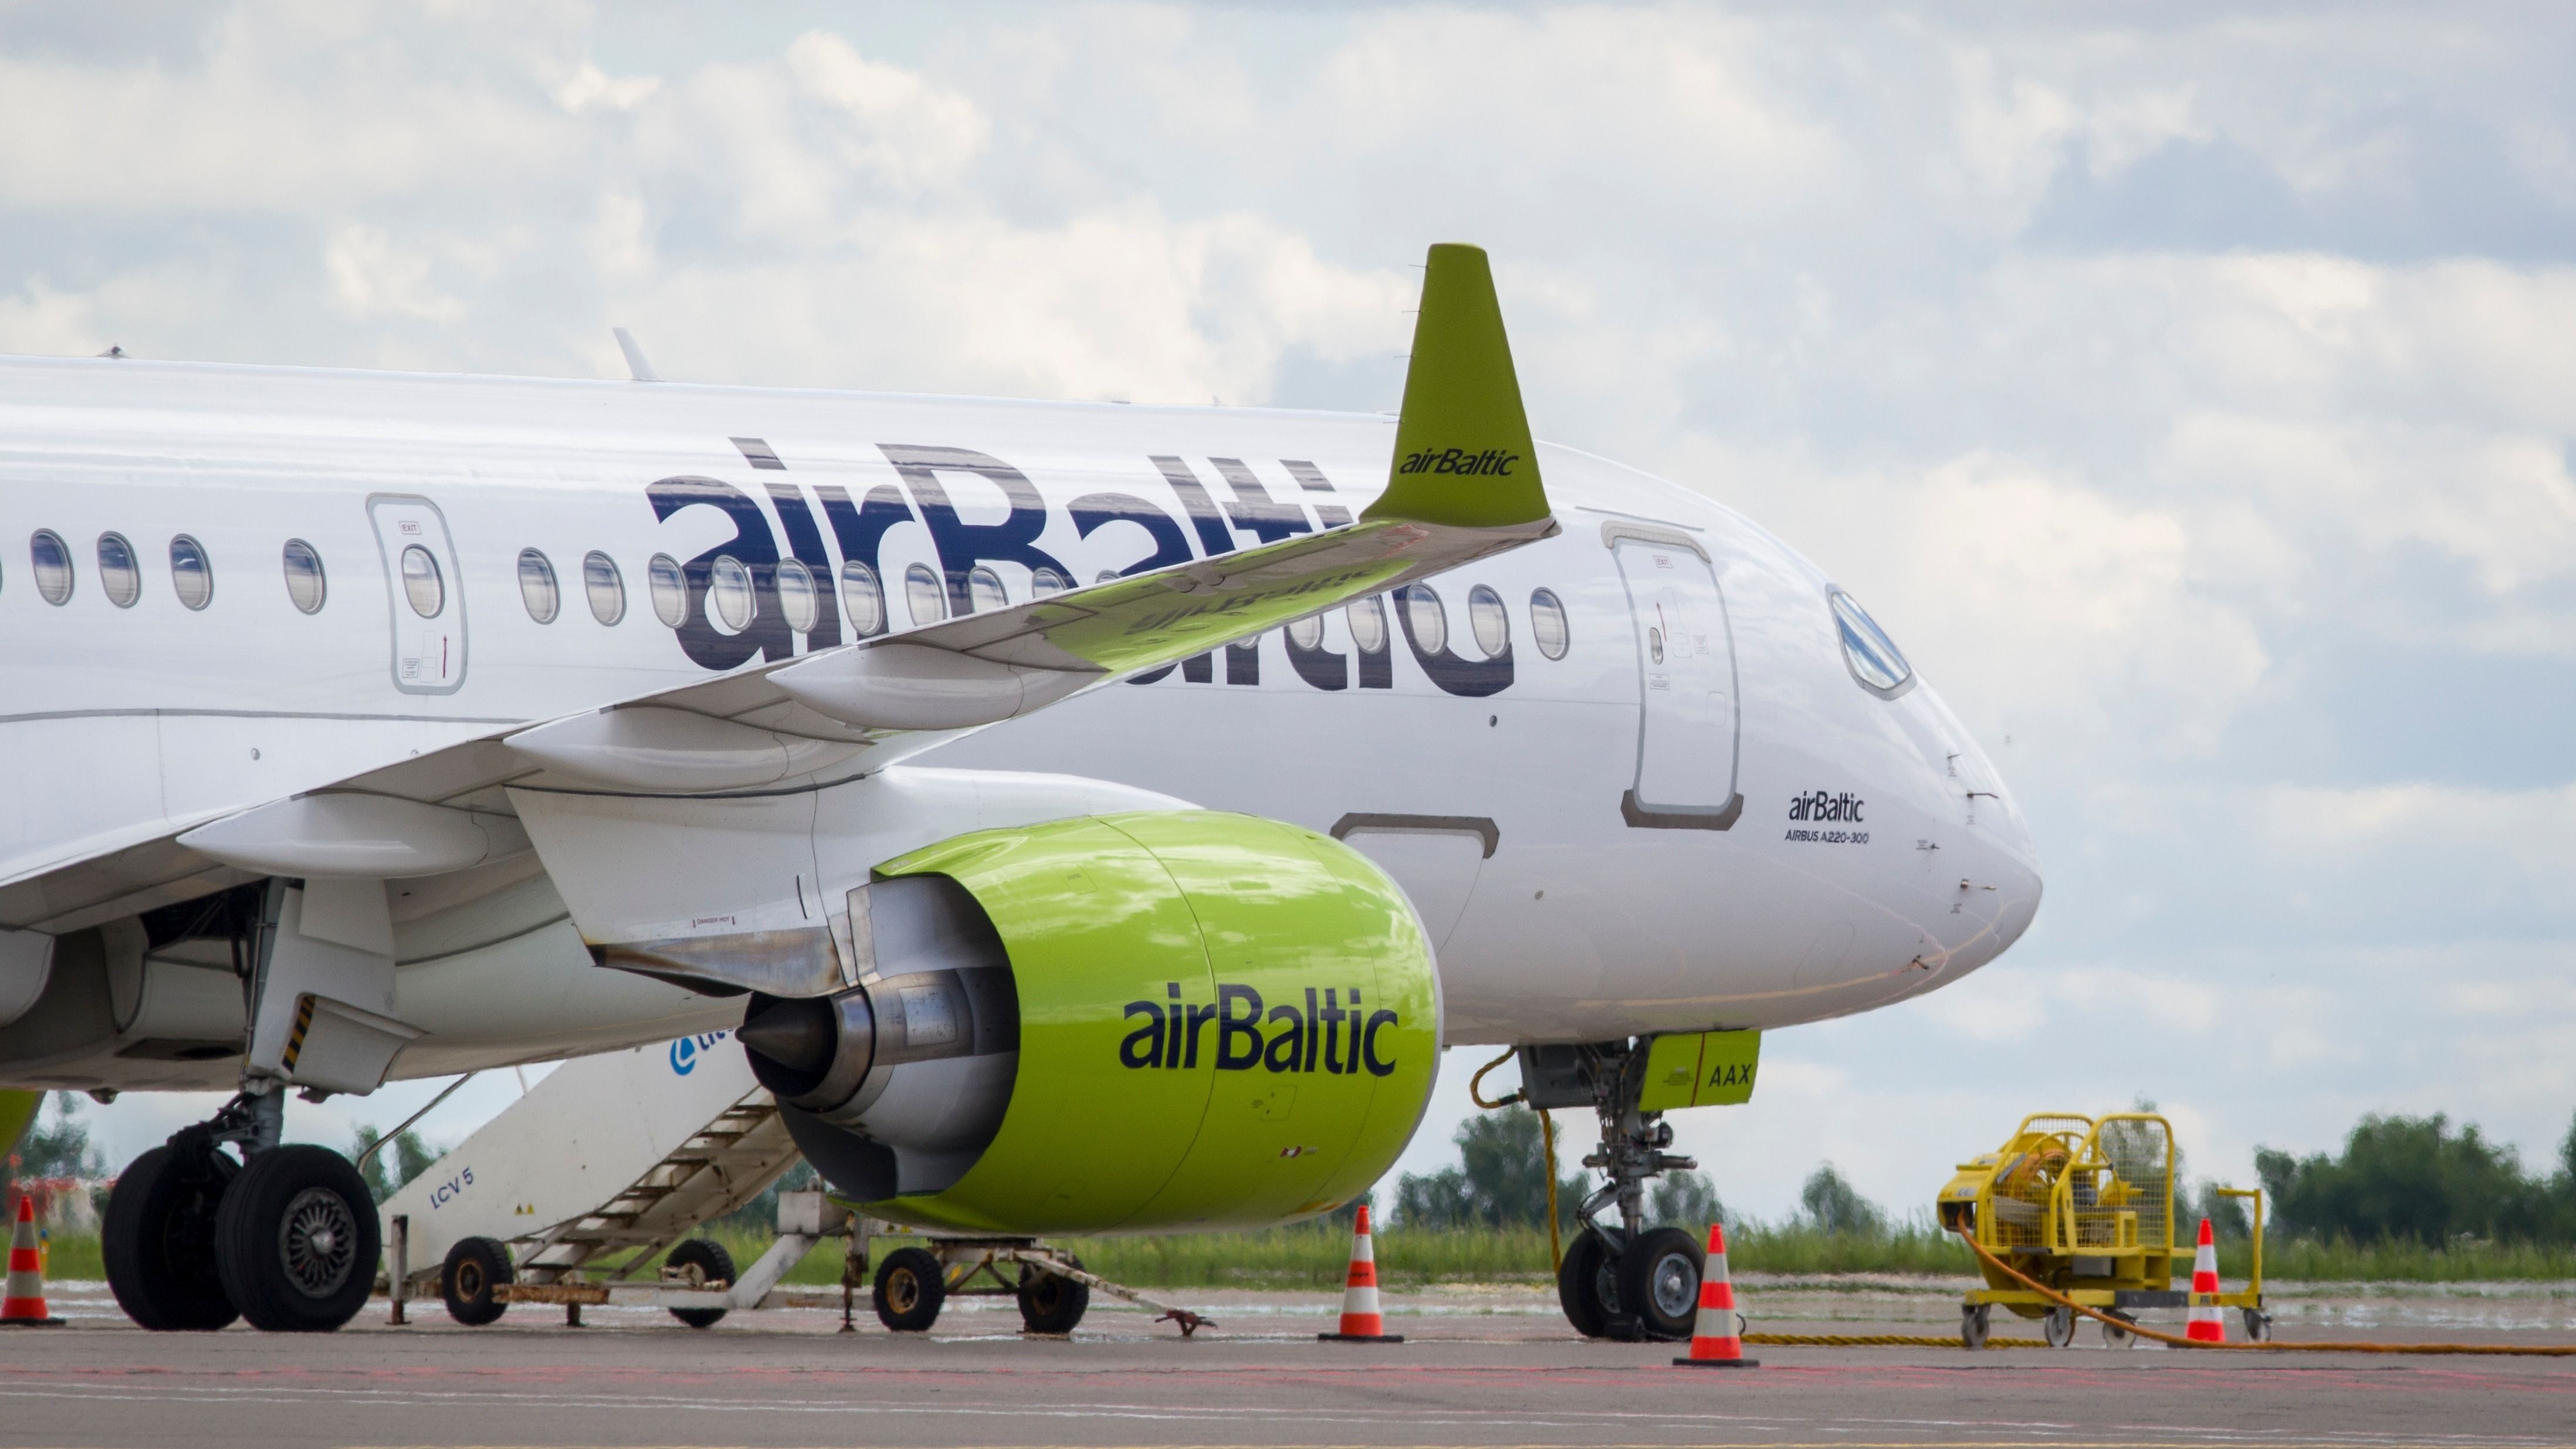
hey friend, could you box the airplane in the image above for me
[0,244,2039,1340]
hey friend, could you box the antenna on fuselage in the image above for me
[612,327,661,383]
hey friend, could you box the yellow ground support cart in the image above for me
[1936,1112,2269,1348]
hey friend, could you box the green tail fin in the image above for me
[1363,243,1551,530]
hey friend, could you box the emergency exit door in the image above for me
[1610,529,1740,828]
[368,495,468,694]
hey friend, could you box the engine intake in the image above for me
[740,875,1020,1199]
[744,810,1442,1235]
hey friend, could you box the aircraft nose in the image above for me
[1968,775,2043,957]
[1987,841,2043,955]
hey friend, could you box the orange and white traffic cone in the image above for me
[2184,1216,2226,1343]
[1673,1223,1758,1368]
[2,1195,65,1328]
[1318,1204,1402,1343]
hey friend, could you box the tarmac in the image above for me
[4,1277,2574,1449]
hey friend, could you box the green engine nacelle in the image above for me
[752,811,1442,1235]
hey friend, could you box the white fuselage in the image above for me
[0,354,2040,1093]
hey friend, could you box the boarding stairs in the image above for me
[380,1031,829,1316]
[513,1093,797,1282]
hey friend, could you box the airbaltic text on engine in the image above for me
[1121,983,1400,1075]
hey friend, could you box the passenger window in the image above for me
[647,553,686,628]
[1529,588,1569,660]
[1468,584,1508,658]
[776,559,819,632]
[1399,584,1447,654]
[583,551,624,625]
[400,544,444,618]
[517,548,560,623]
[31,529,72,605]
[97,533,141,608]
[1347,595,1389,654]
[1829,589,1912,696]
[708,555,755,632]
[966,565,1007,614]
[1287,614,1325,651]
[840,560,886,637]
[904,563,944,627]
[1031,566,1071,598]
[170,536,214,611]
[281,539,327,614]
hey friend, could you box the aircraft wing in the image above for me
[0,243,1553,935]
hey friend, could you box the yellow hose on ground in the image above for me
[1953,1228,2576,1357]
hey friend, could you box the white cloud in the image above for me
[323,225,467,323]
[555,61,658,114]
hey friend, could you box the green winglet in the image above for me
[1363,242,1549,530]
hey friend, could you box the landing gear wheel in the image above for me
[1961,1302,1991,1350]
[214,1144,378,1332]
[665,1238,736,1329]
[102,1142,240,1331]
[2042,1304,2077,1348]
[2242,1308,2274,1342]
[873,1246,946,1332]
[1615,1226,1705,1342]
[1556,1228,1619,1338]
[442,1236,514,1326]
[1017,1256,1091,1335]
[2101,1309,2137,1348]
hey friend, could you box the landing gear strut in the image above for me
[102,1085,377,1333]
[1522,1041,1705,1342]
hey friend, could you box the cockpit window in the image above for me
[1829,589,1912,698]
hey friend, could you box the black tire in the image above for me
[1962,1302,1991,1350]
[2243,1308,2273,1342]
[214,1144,380,1332]
[1017,1257,1090,1335]
[665,1237,736,1329]
[872,1246,946,1332]
[2101,1309,2137,1348]
[442,1237,514,1326]
[2042,1304,2076,1348]
[1616,1225,1705,1343]
[1555,1227,1618,1338]
[102,1142,239,1331]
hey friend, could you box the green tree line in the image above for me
[2257,1112,2576,1245]
[1392,1104,2576,1251]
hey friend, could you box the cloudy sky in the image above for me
[14,1,2576,1222]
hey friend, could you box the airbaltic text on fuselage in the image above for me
[1787,790,1865,823]
[638,442,1515,699]
[1397,447,1520,476]
[1121,982,1399,1077]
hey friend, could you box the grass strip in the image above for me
[28,1226,2576,1290]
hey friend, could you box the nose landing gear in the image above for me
[101,1086,379,1333]
[1522,1041,1708,1342]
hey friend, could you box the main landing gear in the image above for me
[1521,1041,1708,1343]
[103,1086,381,1333]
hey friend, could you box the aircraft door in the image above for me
[367,496,468,694]
[1610,529,1741,827]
